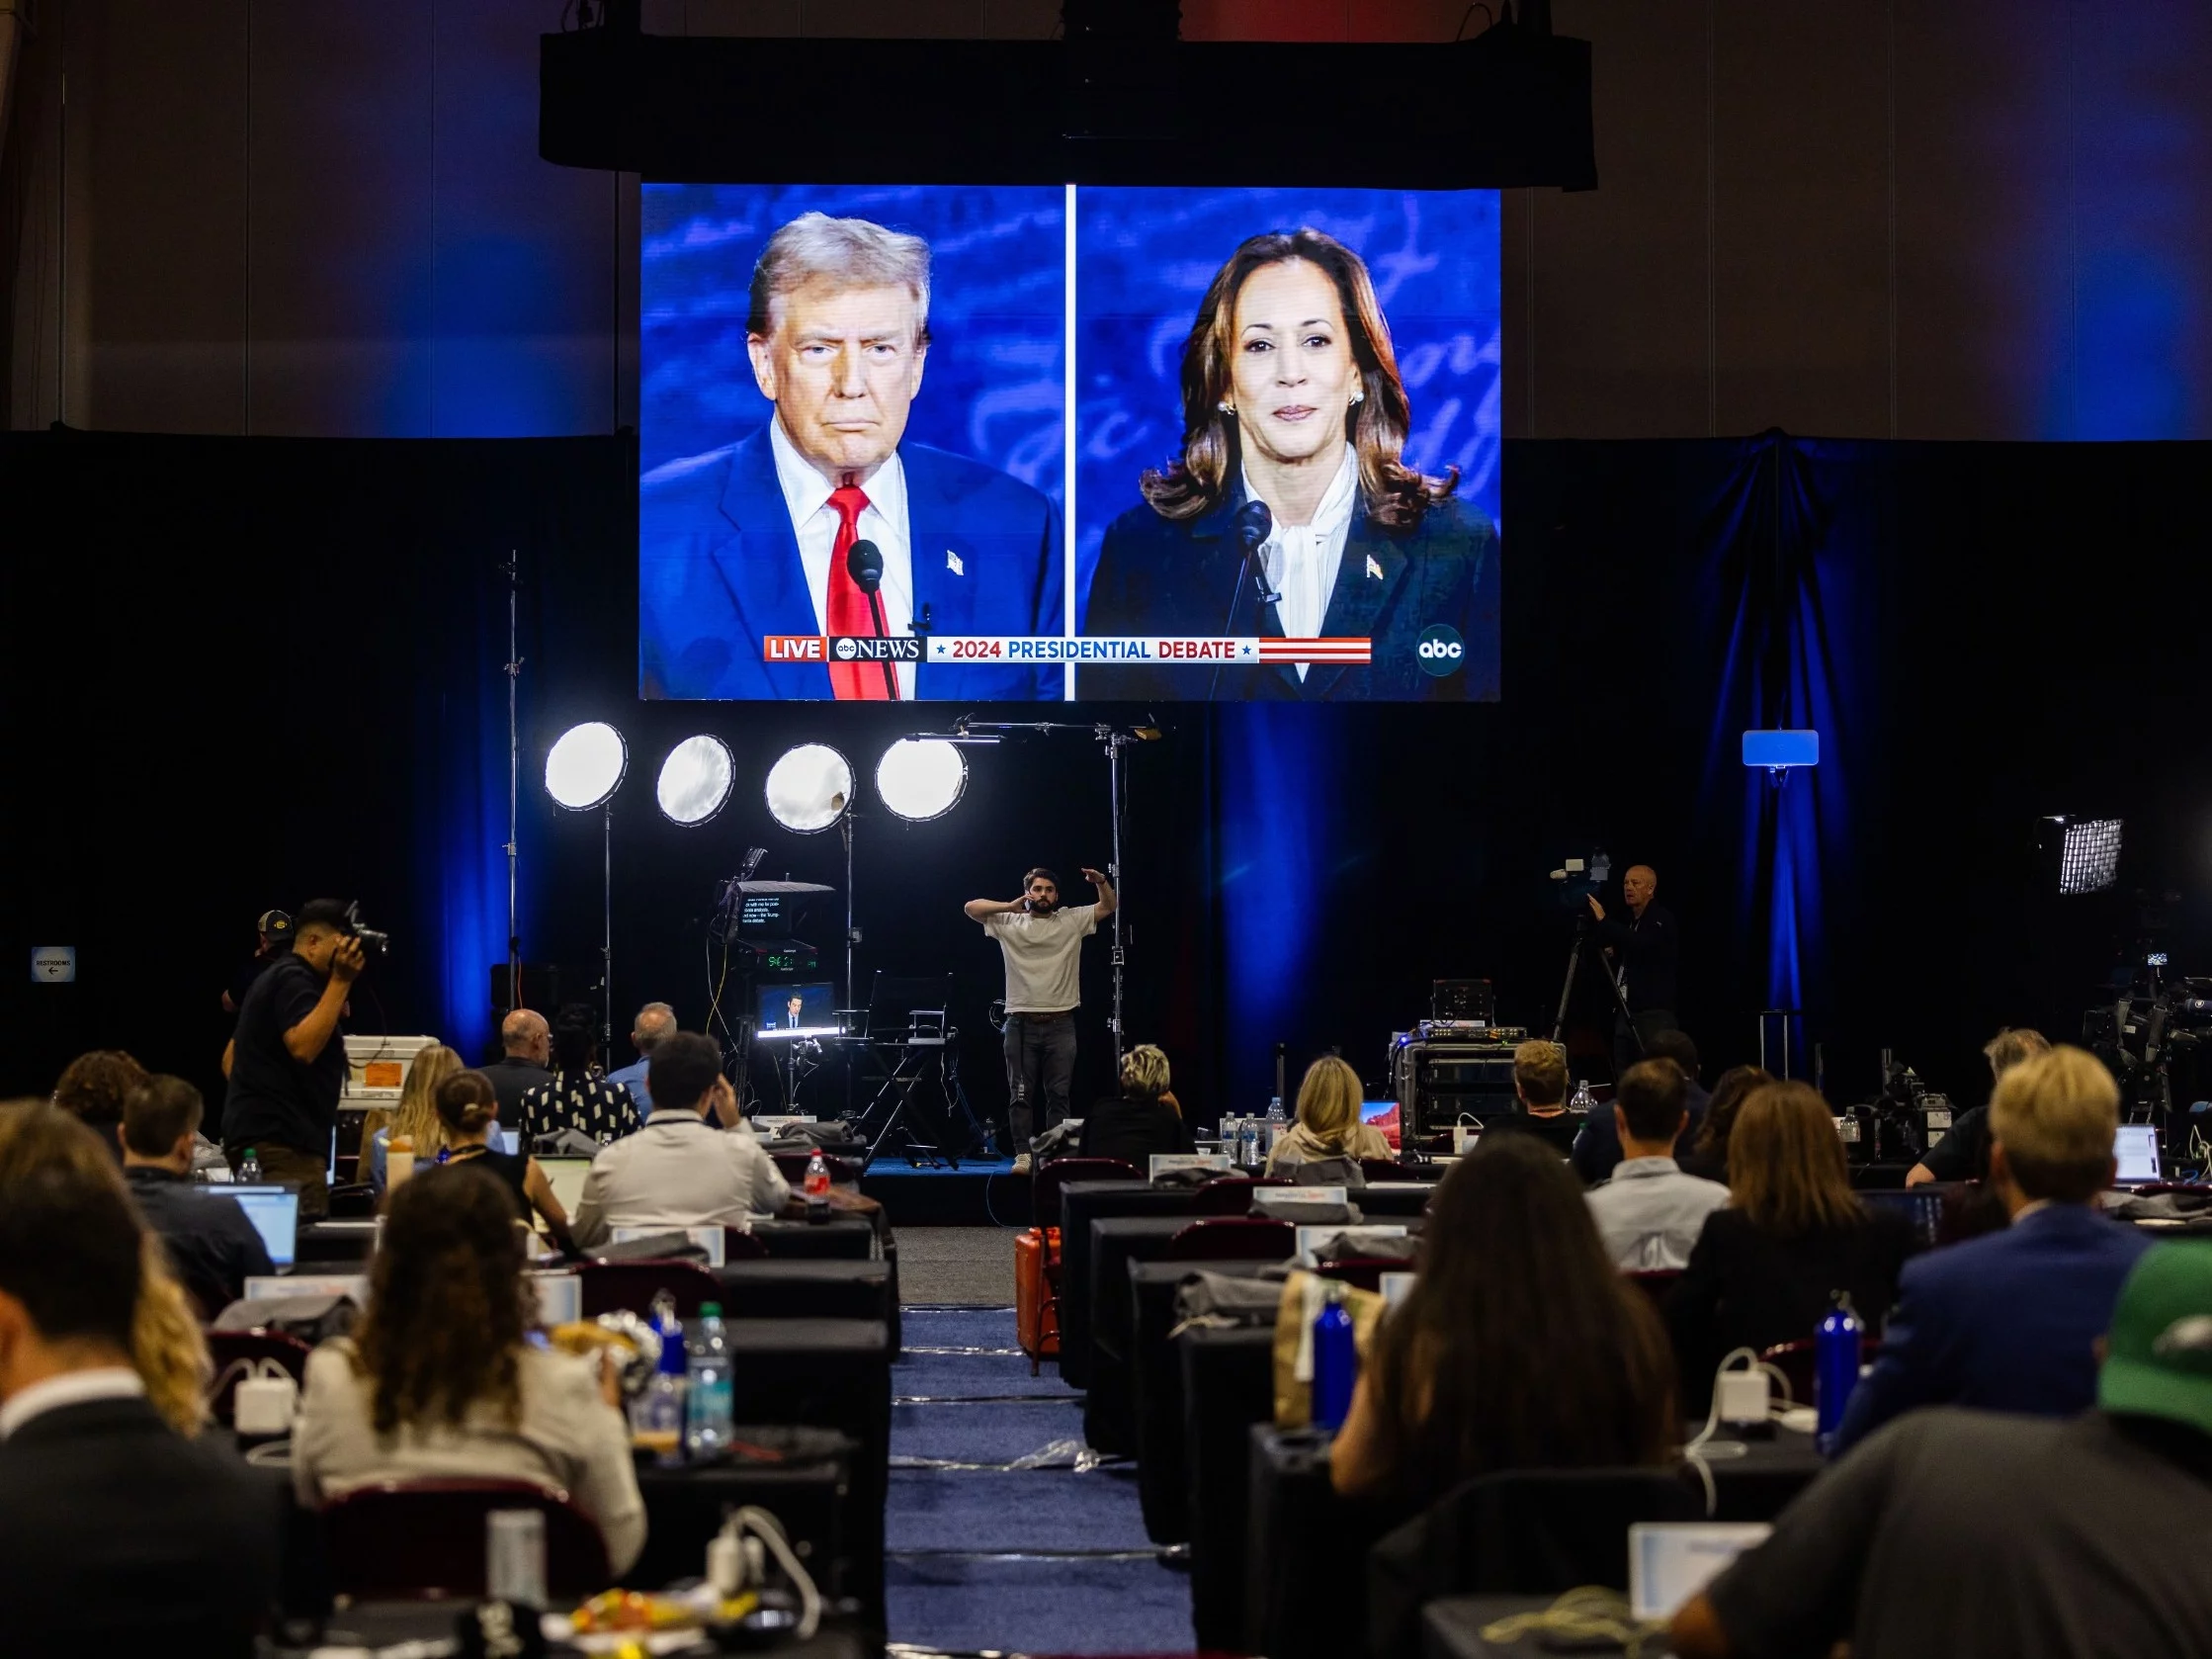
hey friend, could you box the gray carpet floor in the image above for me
[896,1225,1021,1305]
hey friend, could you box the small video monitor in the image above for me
[214,1184,300,1268]
[2113,1123,2162,1185]
[758,982,836,1036]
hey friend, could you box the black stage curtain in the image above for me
[7,429,2209,1125]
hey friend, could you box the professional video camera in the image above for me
[1843,1050,1954,1166]
[343,900,390,957]
[2084,956,2212,1119]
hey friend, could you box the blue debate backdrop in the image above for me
[1072,186,1501,621]
[639,183,1068,497]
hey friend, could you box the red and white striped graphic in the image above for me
[1256,638,1371,663]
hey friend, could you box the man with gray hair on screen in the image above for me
[638,208,1063,701]
[607,1002,676,1117]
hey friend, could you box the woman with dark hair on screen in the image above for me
[1331,1134,1675,1504]
[1083,227,1496,701]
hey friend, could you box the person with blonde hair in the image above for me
[1472,1039,1581,1159]
[0,1101,276,1650]
[1833,1044,2150,1452]
[1665,1082,1916,1411]
[362,1041,463,1192]
[1265,1055,1392,1175]
[1906,1025,2052,1187]
[1079,1043,1194,1167]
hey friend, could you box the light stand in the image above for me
[501,552,523,1015]
[544,720,629,1053]
[601,802,614,1057]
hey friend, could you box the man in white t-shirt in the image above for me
[966,866,1117,1167]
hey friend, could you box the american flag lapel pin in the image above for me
[947,549,965,576]
[1365,553,1384,580]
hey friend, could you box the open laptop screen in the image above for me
[212,1185,300,1268]
[2113,1124,2162,1185]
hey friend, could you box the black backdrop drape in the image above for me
[7,429,2209,1130]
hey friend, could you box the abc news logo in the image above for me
[1415,625,1466,677]
[763,636,922,663]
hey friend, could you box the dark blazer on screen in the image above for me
[640,426,1064,701]
[1079,483,1498,701]
[1664,1204,1918,1412]
[1831,1201,2152,1453]
[0,1395,280,1653]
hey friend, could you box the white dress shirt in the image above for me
[570,1112,794,1248]
[0,1367,145,1440]
[1247,445,1359,681]
[769,415,917,698]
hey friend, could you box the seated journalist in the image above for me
[1673,1064,1772,1184]
[120,1076,273,1314]
[570,1031,791,1248]
[429,1070,578,1254]
[1265,1055,1393,1176]
[1906,1024,2051,1186]
[1331,1134,1675,1504]
[1081,227,1496,703]
[51,1048,148,1163]
[1582,1058,1729,1271]
[1666,1081,1916,1412]
[0,1101,276,1653]
[1470,1039,1581,1159]
[1671,1242,2212,1659]
[362,1041,462,1192]
[1831,1043,2150,1453]
[294,1164,644,1575]
[1079,1043,1193,1167]
[1572,1027,1708,1185]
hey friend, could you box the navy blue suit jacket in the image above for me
[1832,1202,2152,1452]
[1570,1081,1710,1186]
[1078,484,1498,701]
[639,427,1063,700]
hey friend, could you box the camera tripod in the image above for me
[1549,908,1647,1067]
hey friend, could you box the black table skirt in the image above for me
[1131,1260,1280,1543]
[1179,1323,1279,1651]
[629,1425,854,1595]
[712,1258,892,1324]
[751,1216,876,1261]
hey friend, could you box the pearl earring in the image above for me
[1349,390,1365,405]
[1218,399,1234,413]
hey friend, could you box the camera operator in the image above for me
[1586,864,1680,1081]
[220,898,364,1219]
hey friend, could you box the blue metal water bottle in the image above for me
[1312,1285,1358,1432]
[1814,1290,1863,1453]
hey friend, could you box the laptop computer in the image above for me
[538,1157,593,1216]
[2114,1123,2162,1185]
[1627,1523,1772,1620]
[210,1184,300,1268]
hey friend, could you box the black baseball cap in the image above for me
[258,910,295,942]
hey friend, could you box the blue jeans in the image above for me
[1003,1011,1076,1151]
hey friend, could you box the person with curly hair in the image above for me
[0,1100,272,1650]
[52,1049,149,1162]
[292,1163,643,1574]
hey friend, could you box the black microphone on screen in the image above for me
[1234,500,1279,603]
[845,539,899,698]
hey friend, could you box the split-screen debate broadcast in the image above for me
[639,184,1499,703]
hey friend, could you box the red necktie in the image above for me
[824,480,890,701]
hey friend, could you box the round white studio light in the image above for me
[876,739,968,824]
[656,735,735,827]
[765,743,854,833]
[544,722,628,812]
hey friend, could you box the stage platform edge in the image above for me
[858,1156,1035,1228]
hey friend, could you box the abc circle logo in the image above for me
[1415,625,1466,677]
[832,638,859,661]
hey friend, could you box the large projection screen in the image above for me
[640,184,1498,703]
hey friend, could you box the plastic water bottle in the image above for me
[1264,1095,1286,1159]
[684,1302,734,1460]
[1815,1290,1863,1453]
[1312,1284,1357,1432]
[634,1305,686,1458]
[804,1150,831,1221]
[238,1148,262,1182]
[1569,1080,1594,1117]
[1240,1115,1262,1169]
